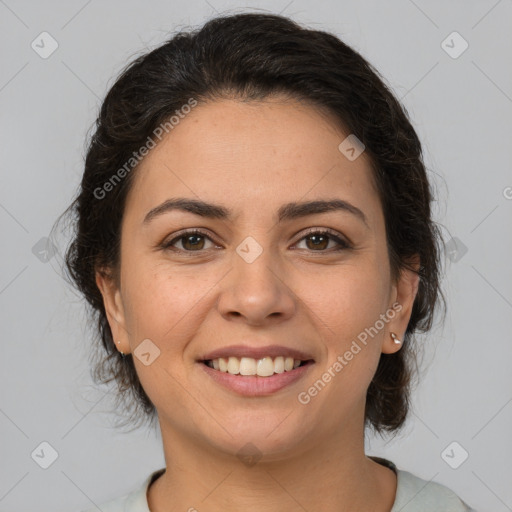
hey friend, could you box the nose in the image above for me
[216,246,297,326]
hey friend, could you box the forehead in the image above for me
[124,97,381,227]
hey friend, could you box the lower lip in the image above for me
[199,361,314,396]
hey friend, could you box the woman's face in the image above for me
[98,97,418,459]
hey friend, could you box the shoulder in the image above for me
[393,469,476,512]
[79,469,165,512]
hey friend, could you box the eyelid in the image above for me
[292,227,352,250]
[296,227,351,244]
[161,226,352,252]
[162,228,220,249]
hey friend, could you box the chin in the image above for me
[201,415,315,463]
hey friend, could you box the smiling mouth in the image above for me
[202,356,314,377]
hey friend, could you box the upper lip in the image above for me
[200,344,315,362]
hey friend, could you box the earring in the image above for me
[116,340,125,356]
[390,332,402,345]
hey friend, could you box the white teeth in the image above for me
[227,356,240,375]
[257,357,275,377]
[219,357,228,372]
[274,356,285,373]
[239,357,256,375]
[209,356,305,377]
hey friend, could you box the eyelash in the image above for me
[161,228,351,254]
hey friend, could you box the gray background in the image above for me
[1,0,511,511]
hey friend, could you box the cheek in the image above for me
[302,256,389,388]
[120,261,208,408]
[311,262,389,337]
[121,257,213,347]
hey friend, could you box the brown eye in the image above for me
[295,230,350,252]
[180,233,206,250]
[162,228,350,254]
[306,233,329,250]
[163,229,216,252]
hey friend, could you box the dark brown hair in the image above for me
[57,12,445,435]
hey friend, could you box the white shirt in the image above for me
[80,457,476,511]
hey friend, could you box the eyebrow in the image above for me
[143,197,369,228]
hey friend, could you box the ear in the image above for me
[381,255,420,355]
[95,269,131,355]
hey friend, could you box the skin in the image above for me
[96,96,419,512]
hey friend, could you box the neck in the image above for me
[147,415,397,512]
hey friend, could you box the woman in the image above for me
[62,12,476,511]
